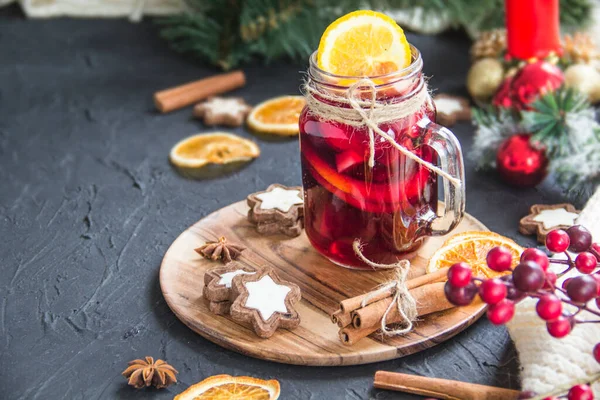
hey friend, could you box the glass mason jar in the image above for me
[299,45,465,269]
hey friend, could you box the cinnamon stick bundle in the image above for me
[339,267,448,313]
[339,283,452,345]
[331,268,453,346]
[154,70,246,113]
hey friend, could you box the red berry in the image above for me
[444,281,477,306]
[567,225,593,253]
[487,299,515,325]
[575,252,598,274]
[448,262,472,288]
[544,271,558,289]
[479,279,508,305]
[594,343,600,364]
[567,384,594,400]
[547,316,572,338]
[487,246,514,272]
[591,243,600,261]
[593,274,600,296]
[521,248,550,272]
[518,391,537,399]
[536,294,562,321]
[506,284,526,302]
[562,277,573,290]
[513,261,546,292]
[546,229,570,253]
[566,275,599,303]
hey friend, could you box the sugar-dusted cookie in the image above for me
[247,184,304,223]
[256,218,304,238]
[203,262,257,303]
[519,203,580,243]
[229,268,301,338]
[433,94,471,127]
[208,301,231,315]
[247,184,304,237]
[193,97,252,127]
[195,236,246,264]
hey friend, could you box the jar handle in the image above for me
[421,118,466,236]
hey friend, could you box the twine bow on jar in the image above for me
[303,78,462,188]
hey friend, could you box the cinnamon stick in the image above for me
[331,310,353,328]
[339,268,449,313]
[352,282,452,329]
[374,371,521,400]
[154,70,246,113]
[340,283,452,345]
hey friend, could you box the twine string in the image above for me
[304,78,461,187]
[353,240,418,336]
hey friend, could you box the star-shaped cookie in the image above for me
[433,94,471,127]
[247,184,304,237]
[229,268,301,338]
[193,97,252,127]
[203,262,258,303]
[519,203,580,243]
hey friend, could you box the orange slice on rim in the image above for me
[317,10,411,77]
[174,375,280,400]
[247,96,305,136]
[427,233,523,279]
[169,132,260,169]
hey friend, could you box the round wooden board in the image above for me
[160,200,487,366]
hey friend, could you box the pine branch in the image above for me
[552,126,600,197]
[157,0,593,69]
[522,88,596,158]
[470,107,521,169]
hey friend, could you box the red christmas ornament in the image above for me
[496,134,549,187]
[492,77,514,108]
[509,61,564,109]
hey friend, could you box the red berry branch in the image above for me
[445,225,600,400]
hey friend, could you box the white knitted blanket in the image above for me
[507,188,600,395]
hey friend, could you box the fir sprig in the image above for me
[470,106,521,168]
[158,0,592,70]
[522,88,592,158]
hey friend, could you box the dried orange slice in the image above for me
[247,96,305,136]
[174,375,280,400]
[317,10,411,76]
[427,233,523,279]
[170,132,260,169]
[442,231,518,247]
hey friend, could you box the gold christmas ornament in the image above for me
[564,63,600,103]
[562,33,600,64]
[466,58,505,101]
[471,29,506,60]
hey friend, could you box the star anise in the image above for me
[122,356,178,389]
[195,236,246,263]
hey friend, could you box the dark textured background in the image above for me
[0,5,580,399]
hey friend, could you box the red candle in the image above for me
[505,0,561,60]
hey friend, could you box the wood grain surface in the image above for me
[160,200,488,366]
